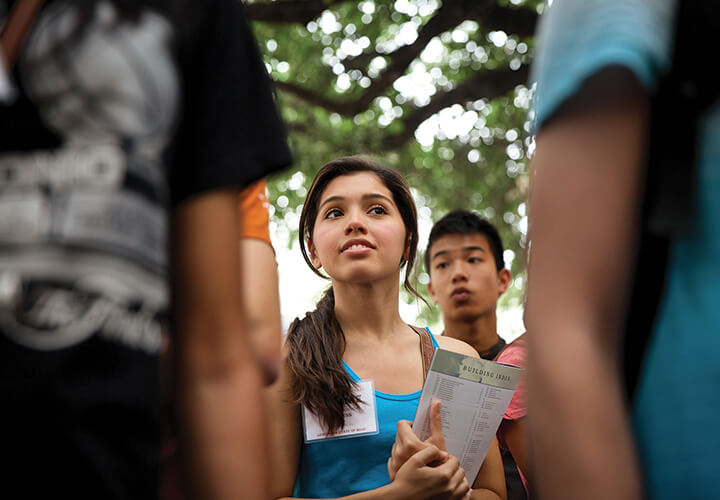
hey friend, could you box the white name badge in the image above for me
[302,380,379,443]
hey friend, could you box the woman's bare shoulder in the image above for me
[435,335,479,358]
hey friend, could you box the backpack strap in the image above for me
[410,325,436,382]
[645,0,718,236]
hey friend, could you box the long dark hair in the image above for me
[286,156,423,432]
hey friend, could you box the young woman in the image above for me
[266,156,506,499]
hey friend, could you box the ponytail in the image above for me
[285,288,362,433]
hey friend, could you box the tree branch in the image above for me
[379,65,529,150]
[345,1,537,71]
[344,0,474,71]
[256,0,535,149]
[244,0,345,24]
[270,0,536,118]
[274,80,359,115]
[276,64,528,148]
[478,4,538,38]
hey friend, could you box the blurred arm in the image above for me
[525,67,648,499]
[171,189,267,500]
[238,179,282,385]
[240,237,282,385]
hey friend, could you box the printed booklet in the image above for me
[412,348,523,483]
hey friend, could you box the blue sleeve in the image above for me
[530,0,677,132]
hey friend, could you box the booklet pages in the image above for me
[412,348,523,483]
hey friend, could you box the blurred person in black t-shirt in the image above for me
[0,1,291,498]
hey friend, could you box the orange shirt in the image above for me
[238,179,271,245]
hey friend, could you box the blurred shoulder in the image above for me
[531,0,676,131]
[497,334,527,367]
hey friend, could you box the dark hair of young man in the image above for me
[425,210,505,272]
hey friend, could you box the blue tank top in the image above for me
[293,330,439,498]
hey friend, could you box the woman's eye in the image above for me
[436,262,448,270]
[369,206,387,215]
[468,257,482,264]
[325,208,343,219]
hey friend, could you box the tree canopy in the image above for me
[246,0,542,323]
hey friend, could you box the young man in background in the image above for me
[425,210,528,499]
